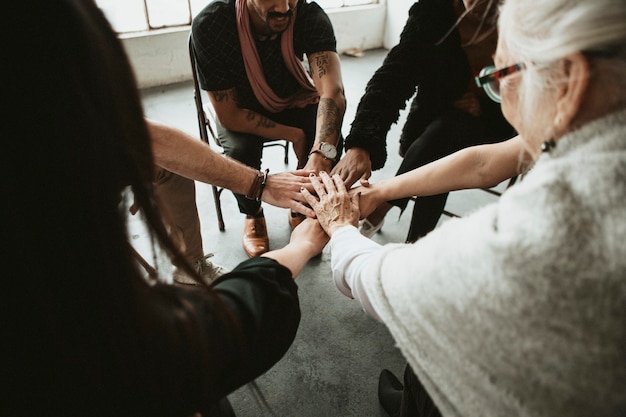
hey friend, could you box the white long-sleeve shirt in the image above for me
[326,110,626,417]
[329,225,382,321]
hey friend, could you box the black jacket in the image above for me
[344,0,470,169]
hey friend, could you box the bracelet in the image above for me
[258,168,269,202]
[245,168,269,201]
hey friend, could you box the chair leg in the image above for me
[441,210,460,219]
[405,219,419,244]
[212,185,225,231]
[406,195,454,243]
[130,245,158,279]
[284,141,289,164]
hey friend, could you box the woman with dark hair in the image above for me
[4,1,326,416]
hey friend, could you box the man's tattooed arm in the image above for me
[212,88,239,104]
[317,97,342,141]
[308,51,346,146]
[313,52,330,79]
[246,110,277,129]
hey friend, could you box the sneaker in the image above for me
[173,253,229,286]
[359,218,384,238]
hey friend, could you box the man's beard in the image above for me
[264,9,293,34]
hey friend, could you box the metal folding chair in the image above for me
[188,35,290,231]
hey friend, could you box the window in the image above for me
[96,0,378,34]
[315,0,377,9]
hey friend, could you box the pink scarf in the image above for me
[236,0,319,112]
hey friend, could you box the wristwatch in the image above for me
[309,141,337,160]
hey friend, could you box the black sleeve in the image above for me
[208,256,301,395]
[344,0,468,170]
[138,257,299,415]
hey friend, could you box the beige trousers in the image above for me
[153,167,204,263]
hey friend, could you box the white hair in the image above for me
[498,0,626,137]
[498,0,626,64]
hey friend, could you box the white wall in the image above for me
[384,0,412,48]
[122,28,192,89]
[327,4,386,53]
[121,2,411,89]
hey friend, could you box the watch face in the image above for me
[320,142,337,159]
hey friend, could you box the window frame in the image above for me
[96,0,379,35]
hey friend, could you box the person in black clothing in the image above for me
[4,1,327,416]
[189,0,346,257]
[331,0,516,243]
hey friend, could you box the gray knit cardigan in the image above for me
[363,110,626,416]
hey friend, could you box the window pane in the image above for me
[344,0,376,5]
[315,0,345,9]
[97,0,379,34]
[146,0,191,28]
[315,0,377,9]
[96,0,148,33]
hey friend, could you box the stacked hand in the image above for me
[263,170,317,217]
[288,217,330,257]
[347,183,380,220]
[301,171,360,237]
[330,147,372,188]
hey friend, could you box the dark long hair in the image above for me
[4,0,231,414]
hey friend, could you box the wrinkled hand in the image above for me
[289,217,330,257]
[330,147,372,188]
[262,170,316,217]
[301,171,360,236]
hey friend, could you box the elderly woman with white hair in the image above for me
[300,0,626,415]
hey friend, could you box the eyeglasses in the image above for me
[474,62,526,103]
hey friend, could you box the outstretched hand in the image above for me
[262,170,317,217]
[347,183,381,219]
[330,148,372,188]
[261,218,329,277]
[289,217,330,257]
[301,171,360,236]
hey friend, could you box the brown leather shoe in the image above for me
[242,213,269,257]
[289,210,306,230]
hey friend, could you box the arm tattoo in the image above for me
[230,89,240,106]
[317,98,342,141]
[213,89,229,102]
[213,89,240,105]
[246,110,277,128]
[313,52,330,78]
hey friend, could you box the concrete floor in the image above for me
[134,48,503,417]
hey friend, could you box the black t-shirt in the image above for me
[191,0,336,116]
